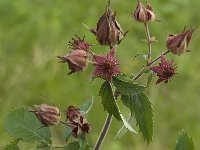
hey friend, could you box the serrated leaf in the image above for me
[112,76,145,95]
[4,140,20,150]
[175,129,195,150]
[121,92,154,144]
[120,114,137,134]
[63,126,72,143]
[4,107,51,145]
[79,98,93,114]
[64,142,80,150]
[99,81,121,121]
[115,114,136,139]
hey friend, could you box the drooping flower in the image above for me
[91,48,120,81]
[150,55,177,84]
[58,49,88,75]
[69,35,90,52]
[91,0,125,46]
[66,105,81,121]
[65,106,90,137]
[166,28,195,55]
[133,0,155,23]
[31,104,61,126]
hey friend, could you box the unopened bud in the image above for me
[166,28,195,55]
[58,49,88,75]
[32,104,61,126]
[133,1,155,23]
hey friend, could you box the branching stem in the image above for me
[144,23,152,64]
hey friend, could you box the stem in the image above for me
[144,23,152,64]
[147,50,170,66]
[51,145,65,149]
[132,50,170,81]
[93,114,113,150]
[93,89,119,150]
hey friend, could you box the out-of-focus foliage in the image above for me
[0,0,199,149]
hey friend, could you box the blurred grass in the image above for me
[0,0,200,149]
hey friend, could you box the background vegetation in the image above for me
[0,0,199,149]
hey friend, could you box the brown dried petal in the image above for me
[166,28,195,55]
[93,3,124,46]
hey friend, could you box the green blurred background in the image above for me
[0,0,199,149]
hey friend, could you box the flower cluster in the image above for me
[31,104,91,138]
[57,0,195,85]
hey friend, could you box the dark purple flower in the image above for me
[58,49,88,75]
[150,55,177,84]
[31,104,61,126]
[66,106,90,137]
[91,48,120,81]
[66,105,81,121]
[69,35,90,52]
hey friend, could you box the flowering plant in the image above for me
[3,0,196,150]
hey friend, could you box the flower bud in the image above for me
[32,104,61,126]
[58,49,88,75]
[65,106,90,137]
[91,0,124,46]
[133,1,155,23]
[69,36,90,52]
[166,28,195,55]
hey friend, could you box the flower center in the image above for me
[103,61,112,70]
[163,68,173,76]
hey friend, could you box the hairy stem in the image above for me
[93,114,113,150]
[94,90,120,150]
[147,50,170,66]
[133,50,170,81]
[144,23,152,64]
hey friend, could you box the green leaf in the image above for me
[121,92,154,144]
[64,142,80,150]
[4,107,51,145]
[35,143,50,150]
[4,140,20,150]
[146,72,154,88]
[79,98,93,114]
[175,129,195,150]
[79,136,87,150]
[120,114,137,134]
[115,114,136,139]
[63,126,72,143]
[99,81,121,121]
[112,76,145,95]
